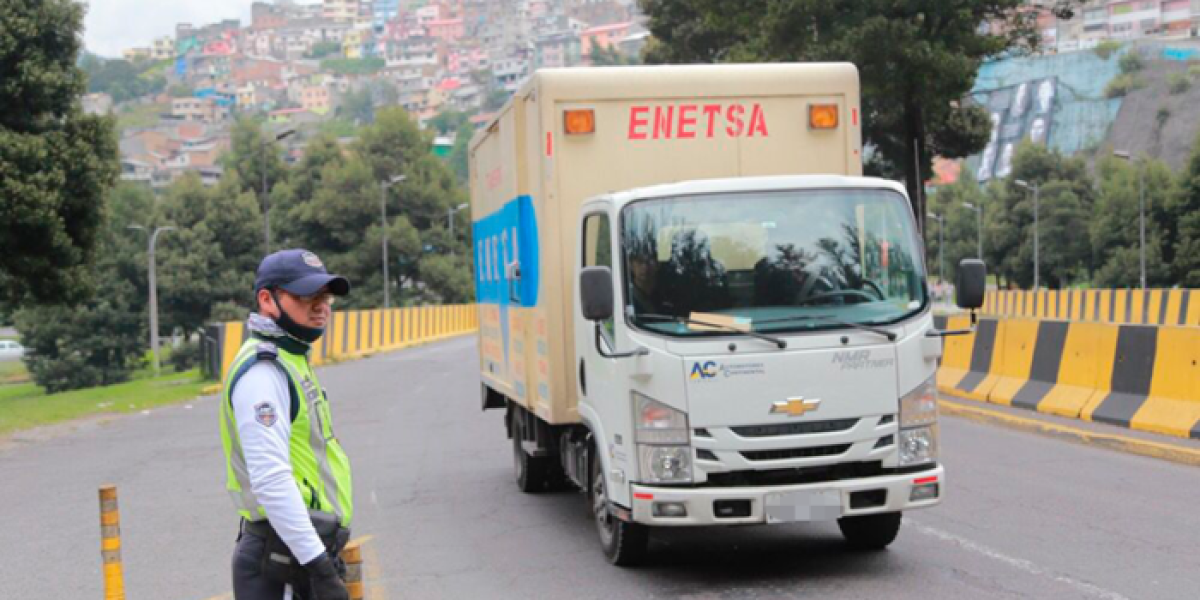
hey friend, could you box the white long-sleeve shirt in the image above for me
[231,361,326,565]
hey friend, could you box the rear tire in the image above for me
[512,411,552,493]
[590,444,648,566]
[837,511,902,550]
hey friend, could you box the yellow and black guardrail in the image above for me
[202,305,478,382]
[935,312,1200,440]
[982,288,1200,325]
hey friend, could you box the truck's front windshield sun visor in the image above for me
[621,188,927,337]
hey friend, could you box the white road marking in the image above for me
[910,521,1131,600]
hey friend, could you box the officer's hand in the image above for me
[303,552,349,600]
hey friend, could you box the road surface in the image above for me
[3,336,1198,599]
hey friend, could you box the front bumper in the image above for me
[629,464,943,526]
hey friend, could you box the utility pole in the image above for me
[1113,150,1146,289]
[926,212,944,286]
[963,201,983,259]
[261,129,295,255]
[448,203,469,255]
[380,174,407,308]
[1015,179,1040,290]
[129,225,175,376]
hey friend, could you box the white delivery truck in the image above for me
[469,63,985,565]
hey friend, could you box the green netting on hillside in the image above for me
[963,49,1124,183]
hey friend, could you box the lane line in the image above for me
[939,398,1200,468]
[910,521,1131,600]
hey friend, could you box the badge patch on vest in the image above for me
[254,402,278,427]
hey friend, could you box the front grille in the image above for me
[731,418,858,438]
[703,461,888,487]
[740,444,851,462]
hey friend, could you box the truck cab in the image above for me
[572,175,951,562]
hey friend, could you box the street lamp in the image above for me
[128,225,176,376]
[1113,150,1146,289]
[1014,179,1040,290]
[962,201,983,260]
[447,203,469,253]
[380,174,407,308]
[926,212,944,287]
[261,129,295,255]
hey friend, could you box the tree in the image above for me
[224,117,290,242]
[1091,153,1175,288]
[589,43,639,66]
[984,142,1093,288]
[79,53,167,103]
[306,41,343,59]
[156,174,263,334]
[428,109,471,135]
[1170,131,1200,285]
[1,0,119,308]
[638,0,1080,228]
[14,183,153,392]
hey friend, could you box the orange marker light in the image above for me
[809,104,839,130]
[564,109,596,135]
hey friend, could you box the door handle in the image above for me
[579,358,587,396]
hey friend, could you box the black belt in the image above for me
[241,515,350,557]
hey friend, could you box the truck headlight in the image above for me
[637,444,693,484]
[634,393,692,483]
[899,376,938,466]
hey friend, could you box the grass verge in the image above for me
[0,369,210,437]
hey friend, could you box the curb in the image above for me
[940,398,1200,468]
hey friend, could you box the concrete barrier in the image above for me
[205,305,479,383]
[939,314,1200,440]
[983,289,1199,326]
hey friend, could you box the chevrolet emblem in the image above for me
[770,397,821,417]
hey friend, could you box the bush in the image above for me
[1189,64,1200,79]
[1156,107,1171,128]
[169,340,201,372]
[1093,40,1122,61]
[14,295,144,394]
[1119,51,1144,74]
[1105,73,1142,98]
[1168,73,1191,95]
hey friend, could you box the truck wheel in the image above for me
[590,447,648,566]
[512,411,551,493]
[837,512,902,550]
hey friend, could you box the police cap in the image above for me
[255,249,350,296]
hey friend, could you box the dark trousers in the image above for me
[232,531,313,600]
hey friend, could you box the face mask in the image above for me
[270,290,325,344]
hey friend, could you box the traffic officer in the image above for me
[219,249,354,600]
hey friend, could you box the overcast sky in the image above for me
[83,0,258,57]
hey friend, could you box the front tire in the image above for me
[838,511,902,550]
[590,445,648,566]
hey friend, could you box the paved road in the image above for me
[3,336,1199,599]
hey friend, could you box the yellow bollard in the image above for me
[99,485,125,600]
[343,540,365,599]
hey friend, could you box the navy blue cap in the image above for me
[255,249,350,296]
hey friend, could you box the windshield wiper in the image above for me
[755,314,898,342]
[636,313,788,349]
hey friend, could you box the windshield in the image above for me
[621,188,927,336]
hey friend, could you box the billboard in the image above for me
[974,77,1057,183]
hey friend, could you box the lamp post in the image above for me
[963,201,983,259]
[926,211,944,287]
[1113,150,1146,289]
[447,203,469,254]
[128,225,175,376]
[1014,179,1040,290]
[261,129,295,255]
[380,174,407,308]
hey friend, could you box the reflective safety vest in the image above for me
[219,336,354,527]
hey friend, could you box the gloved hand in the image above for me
[303,552,350,600]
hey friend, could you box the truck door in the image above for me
[575,208,621,417]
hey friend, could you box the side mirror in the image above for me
[580,266,614,322]
[956,259,987,310]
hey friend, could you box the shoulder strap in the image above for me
[228,348,301,424]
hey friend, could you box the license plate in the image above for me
[764,489,843,523]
